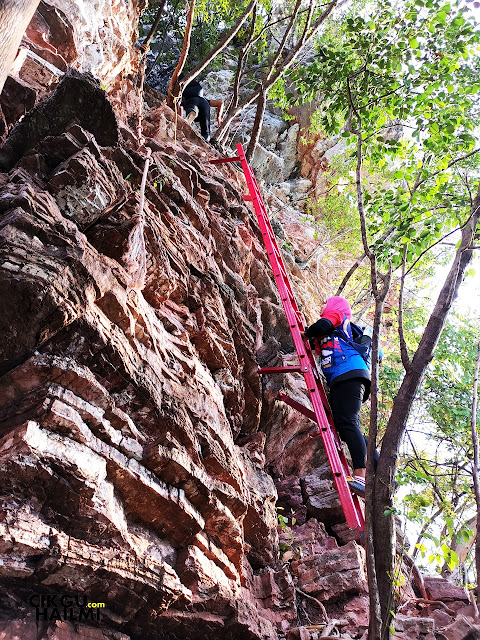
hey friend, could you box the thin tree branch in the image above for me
[167,0,196,109]
[140,0,167,52]
[229,5,257,115]
[178,0,257,94]
[402,552,428,599]
[295,587,329,622]
[335,226,395,296]
[347,70,385,640]
[215,0,338,143]
[414,148,480,192]
[147,0,182,78]
[405,203,480,277]
[245,0,305,160]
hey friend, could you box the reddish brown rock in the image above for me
[424,576,469,603]
[394,614,434,637]
[0,621,130,640]
[0,75,36,129]
[275,475,307,525]
[429,607,455,629]
[332,522,362,545]
[442,616,480,640]
[24,1,77,68]
[10,47,63,100]
[291,540,366,602]
[302,465,344,526]
[290,518,333,556]
[344,595,369,633]
[2,2,468,638]
[0,62,285,637]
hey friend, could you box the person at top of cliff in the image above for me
[303,296,380,497]
[180,78,224,142]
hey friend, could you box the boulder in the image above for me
[394,614,434,635]
[424,576,469,602]
[203,70,235,102]
[278,123,299,179]
[251,144,285,184]
[290,540,366,602]
[442,616,480,640]
[302,466,344,526]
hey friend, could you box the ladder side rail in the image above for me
[237,142,339,436]
[244,179,304,320]
[303,347,364,529]
[235,144,364,533]
[237,151,306,333]
[241,161,312,346]
[247,198,310,361]
[281,387,363,529]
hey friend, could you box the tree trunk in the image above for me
[373,184,480,633]
[366,273,391,640]
[0,0,41,94]
[141,0,167,52]
[348,91,397,639]
[167,0,196,110]
[402,552,428,599]
[215,91,258,142]
[245,89,267,161]
[230,6,257,116]
[365,301,386,640]
[245,0,304,160]
[471,341,480,604]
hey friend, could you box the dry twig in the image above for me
[296,587,329,622]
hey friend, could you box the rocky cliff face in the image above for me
[0,3,478,640]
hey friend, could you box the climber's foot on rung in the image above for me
[347,476,365,497]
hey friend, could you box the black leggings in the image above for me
[182,96,211,140]
[329,378,379,471]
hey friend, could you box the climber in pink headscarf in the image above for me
[303,296,380,497]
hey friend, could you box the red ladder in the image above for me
[210,143,364,539]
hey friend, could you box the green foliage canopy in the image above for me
[287,0,480,272]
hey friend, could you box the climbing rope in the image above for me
[123,48,151,291]
[124,145,151,290]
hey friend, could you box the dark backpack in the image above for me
[344,322,372,365]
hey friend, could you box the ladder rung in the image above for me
[258,366,304,374]
[209,156,240,164]
[277,392,316,422]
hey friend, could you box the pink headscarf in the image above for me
[321,296,352,327]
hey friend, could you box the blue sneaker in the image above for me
[347,476,365,497]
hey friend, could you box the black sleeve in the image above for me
[305,318,334,338]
